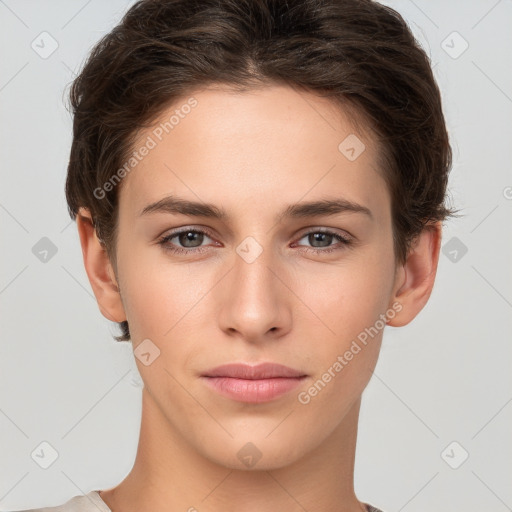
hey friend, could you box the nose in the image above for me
[216,240,292,343]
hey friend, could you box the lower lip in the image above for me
[201,376,307,403]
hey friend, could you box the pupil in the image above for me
[180,231,202,247]
[310,233,332,247]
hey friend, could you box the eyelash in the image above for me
[157,227,353,256]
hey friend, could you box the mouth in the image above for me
[200,362,308,403]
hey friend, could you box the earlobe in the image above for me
[387,222,442,327]
[76,207,127,323]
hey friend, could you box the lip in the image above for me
[201,363,308,403]
[202,362,306,379]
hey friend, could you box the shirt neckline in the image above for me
[88,491,112,512]
[89,490,381,512]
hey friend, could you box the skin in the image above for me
[76,84,442,512]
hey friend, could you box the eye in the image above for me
[157,227,353,256]
[157,227,217,255]
[293,229,353,254]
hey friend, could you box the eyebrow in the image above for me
[139,195,373,221]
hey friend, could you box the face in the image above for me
[110,84,401,469]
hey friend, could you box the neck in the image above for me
[99,389,367,512]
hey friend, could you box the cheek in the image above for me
[115,243,175,338]
[121,261,208,341]
[118,258,211,400]
[303,274,385,385]
[117,245,225,379]
[302,255,394,341]
[294,269,388,425]
[295,245,395,392]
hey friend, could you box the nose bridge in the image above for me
[234,238,277,297]
[233,234,281,306]
[218,234,290,337]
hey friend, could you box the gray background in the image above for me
[1,1,511,511]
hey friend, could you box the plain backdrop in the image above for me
[1,1,511,511]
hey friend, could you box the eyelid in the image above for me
[295,226,353,241]
[158,225,217,241]
[156,226,219,255]
[158,225,352,244]
[157,225,354,257]
[291,229,353,254]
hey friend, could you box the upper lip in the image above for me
[201,362,307,379]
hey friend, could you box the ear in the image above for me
[387,221,442,327]
[76,207,127,323]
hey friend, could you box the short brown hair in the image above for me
[65,0,458,342]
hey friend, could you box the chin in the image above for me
[198,432,310,471]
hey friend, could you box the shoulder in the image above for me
[14,491,110,512]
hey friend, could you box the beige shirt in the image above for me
[16,492,110,512]
[18,491,384,512]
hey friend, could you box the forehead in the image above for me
[119,84,389,224]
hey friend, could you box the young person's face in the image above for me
[80,84,438,470]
